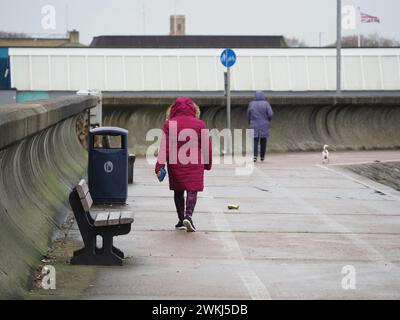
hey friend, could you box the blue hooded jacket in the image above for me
[247,91,274,138]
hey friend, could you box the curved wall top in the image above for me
[0,95,98,150]
[0,95,97,298]
[9,48,400,92]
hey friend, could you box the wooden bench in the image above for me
[69,179,134,266]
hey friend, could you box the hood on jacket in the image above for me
[169,97,196,119]
[254,90,266,101]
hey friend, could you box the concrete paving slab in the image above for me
[246,260,400,299]
[128,211,400,234]
[65,151,400,299]
[128,196,399,216]
[85,257,251,300]
[108,231,400,263]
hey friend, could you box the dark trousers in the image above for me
[174,190,198,221]
[254,137,267,160]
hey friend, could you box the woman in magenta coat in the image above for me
[155,97,212,232]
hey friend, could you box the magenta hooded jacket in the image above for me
[155,97,212,191]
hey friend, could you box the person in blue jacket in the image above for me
[247,91,274,162]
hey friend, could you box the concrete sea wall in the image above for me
[0,96,97,298]
[103,95,400,156]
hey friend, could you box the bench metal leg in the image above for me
[71,248,122,266]
[92,244,124,258]
[72,236,95,258]
[71,235,123,266]
[73,247,85,257]
[112,246,125,259]
[71,251,122,266]
[101,235,123,265]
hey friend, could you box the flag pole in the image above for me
[142,1,146,35]
[357,6,361,47]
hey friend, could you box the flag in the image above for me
[360,12,380,23]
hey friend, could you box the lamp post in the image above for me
[337,0,342,94]
[319,32,325,47]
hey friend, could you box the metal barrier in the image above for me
[9,47,400,92]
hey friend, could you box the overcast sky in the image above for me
[0,0,399,46]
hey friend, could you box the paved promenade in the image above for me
[67,151,400,299]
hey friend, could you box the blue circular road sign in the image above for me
[220,48,237,68]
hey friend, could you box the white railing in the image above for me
[9,48,400,91]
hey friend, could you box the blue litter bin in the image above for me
[88,127,128,204]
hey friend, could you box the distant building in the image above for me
[91,14,286,48]
[0,30,85,47]
[170,15,186,36]
[90,35,287,48]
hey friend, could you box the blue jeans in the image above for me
[254,137,267,160]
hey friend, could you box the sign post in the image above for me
[220,48,236,154]
[226,67,231,132]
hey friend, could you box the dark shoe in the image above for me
[261,158,265,162]
[183,216,196,232]
[253,157,257,162]
[175,221,186,230]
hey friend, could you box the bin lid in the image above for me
[90,126,128,136]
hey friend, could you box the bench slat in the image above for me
[108,212,121,226]
[76,179,89,199]
[94,212,109,227]
[80,192,93,212]
[120,212,134,224]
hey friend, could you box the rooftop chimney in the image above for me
[170,15,185,36]
[68,29,79,44]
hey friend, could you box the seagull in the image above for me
[322,145,330,164]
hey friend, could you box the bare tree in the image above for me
[0,31,28,38]
[332,34,400,47]
[285,37,307,47]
